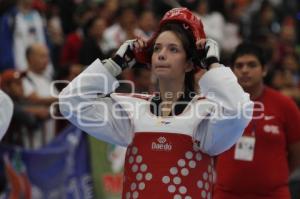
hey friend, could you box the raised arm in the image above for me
[59,58,133,146]
[194,39,253,155]
[59,39,145,146]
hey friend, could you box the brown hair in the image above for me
[152,22,198,92]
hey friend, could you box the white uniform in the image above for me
[0,90,13,139]
[59,58,252,153]
[59,59,253,198]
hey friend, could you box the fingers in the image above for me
[196,39,206,50]
[205,39,218,47]
[195,38,220,69]
[132,38,147,52]
[196,39,218,50]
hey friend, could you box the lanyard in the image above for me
[250,120,256,137]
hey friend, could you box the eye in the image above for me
[170,46,179,53]
[234,63,243,69]
[248,62,258,68]
[153,45,161,53]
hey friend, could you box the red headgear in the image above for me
[159,7,206,42]
[134,7,206,64]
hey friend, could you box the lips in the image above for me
[155,65,170,69]
[239,76,252,82]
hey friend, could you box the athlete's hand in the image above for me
[196,39,220,69]
[112,39,147,69]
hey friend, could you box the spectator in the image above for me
[23,43,57,103]
[59,3,95,67]
[250,0,281,41]
[136,9,157,40]
[46,1,64,72]
[79,16,107,65]
[97,0,119,26]
[214,42,300,199]
[22,43,58,148]
[194,0,226,46]
[269,52,300,105]
[0,0,48,72]
[102,6,140,54]
[0,69,48,147]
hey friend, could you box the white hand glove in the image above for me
[205,39,220,62]
[102,58,122,77]
[112,39,137,69]
[200,39,220,69]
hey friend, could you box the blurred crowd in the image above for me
[0,0,299,148]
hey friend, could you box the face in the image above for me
[20,0,33,6]
[90,18,106,39]
[282,54,299,72]
[120,9,136,32]
[139,11,156,33]
[151,31,192,81]
[232,54,266,91]
[28,44,49,74]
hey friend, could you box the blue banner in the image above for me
[0,125,94,199]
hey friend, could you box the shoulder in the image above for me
[264,87,295,104]
[110,93,152,115]
[264,86,299,111]
[111,93,152,103]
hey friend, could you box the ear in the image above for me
[185,60,194,72]
[262,66,268,77]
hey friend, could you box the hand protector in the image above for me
[201,39,220,69]
[102,58,122,77]
[112,40,137,70]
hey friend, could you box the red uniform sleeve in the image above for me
[283,97,300,144]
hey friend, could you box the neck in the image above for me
[159,78,185,103]
[245,82,264,100]
[29,68,43,75]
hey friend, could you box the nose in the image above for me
[240,64,250,73]
[158,48,166,60]
[158,54,165,60]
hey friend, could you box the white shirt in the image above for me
[102,23,141,54]
[197,12,226,45]
[13,10,46,71]
[22,71,58,97]
[22,71,58,148]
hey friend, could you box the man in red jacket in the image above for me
[214,42,300,199]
